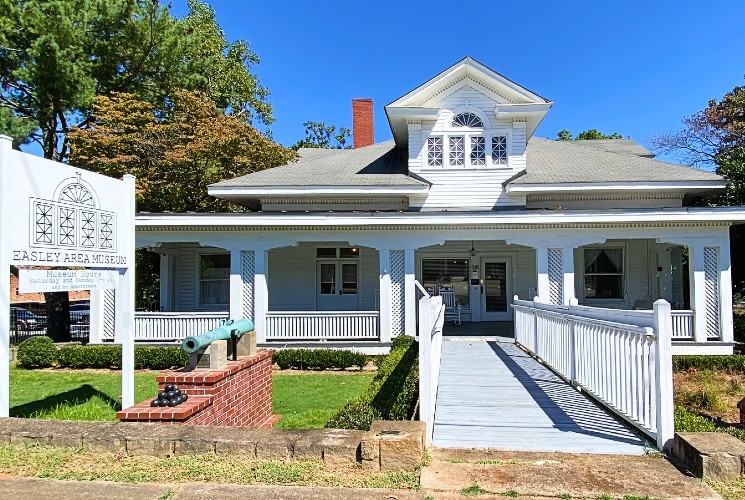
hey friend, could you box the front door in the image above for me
[481,260,510,321]
[316,261,359,311]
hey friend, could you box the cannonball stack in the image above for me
[150,383,189,407]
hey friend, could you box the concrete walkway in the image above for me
[432,339,650,454]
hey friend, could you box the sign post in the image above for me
[0,135,136,417]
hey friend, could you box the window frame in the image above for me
[196,251,231,308]
[582,245,626,301]
[423,110,512,170]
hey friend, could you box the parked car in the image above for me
[69,303,90,324]
[10,307,46,331]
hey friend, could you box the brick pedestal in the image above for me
[117,351,274,427]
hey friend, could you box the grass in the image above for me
[9,367,373,428]
[272,372,374,428]
[460,483,490,496]
[0,443,419,489]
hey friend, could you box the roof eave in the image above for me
[505,181,726,195]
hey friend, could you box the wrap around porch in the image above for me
[93,234,733,355]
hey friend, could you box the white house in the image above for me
[92,57,745,355]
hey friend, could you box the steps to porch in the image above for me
[432,339,649,454]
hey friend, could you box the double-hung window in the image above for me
[199,253,230,306]
[584,248,624,299]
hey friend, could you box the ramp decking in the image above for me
[432,339,649,454]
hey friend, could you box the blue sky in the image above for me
[167,0,745,163]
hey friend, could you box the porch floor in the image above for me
[432,339,649,454]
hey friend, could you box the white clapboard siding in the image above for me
[407,85,527,211]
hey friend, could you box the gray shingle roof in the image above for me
[210,141,427,188]
[512,138,722,185]
[564,139,655,158]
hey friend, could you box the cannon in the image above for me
[182,318,256,369]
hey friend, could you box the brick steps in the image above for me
[117,396,213,422]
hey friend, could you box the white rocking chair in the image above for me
[440,289,462,325]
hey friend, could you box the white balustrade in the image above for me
[512,297,675,451]
[671,311,695,339]
[418,293,445,446]
[133,311,229,341]
[264,311,379,340]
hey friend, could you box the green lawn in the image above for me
[9,368,373,428]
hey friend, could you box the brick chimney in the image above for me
[352,98,374,148]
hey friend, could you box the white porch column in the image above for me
[688,245,710,343]
[379,248,392,343]
[535,246,550,303]
[404,248,416,336]
[719,242,734,343]
[253,248,269,343]
[159,253,173,311]
[228,248,243,319]
[561,247,576,305]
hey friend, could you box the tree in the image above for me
[292,121,352,149]
[556,129,624,141]
[0,0,274,339]
[68,90,297,213]
[652,79,745,295]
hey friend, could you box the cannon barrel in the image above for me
[181,318,254,354]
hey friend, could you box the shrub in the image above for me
[326,335,418,429]
[134,346,189,370]
[325,400,382,430]
[673,355,745,373]
[16,336,57,368]
[674,405,716,432]
[57,345,188,370]
[272,348,367,371]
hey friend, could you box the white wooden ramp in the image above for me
[432,339,649,454]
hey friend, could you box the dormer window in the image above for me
[426,111,509,169]
[452,112,483,128]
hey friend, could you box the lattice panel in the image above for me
[241,250,255,320]
[169,256,176,310]
[654,252,661,300]
[102,289,116,339]
[390,250,405,337]
[704,247,721,338]
[547,248,563,305]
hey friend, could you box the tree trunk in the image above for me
[44,292,71,342]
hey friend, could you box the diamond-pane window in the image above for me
[452,112,483,128]
[449,136,465,166]
[471,136,485,166]
[492,136,508,165]
[59,207,76,246]
[427,137,443,167]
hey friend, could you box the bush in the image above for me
[16,336,57,368]
[673,355,745,373]
[325,401,382,430]
[272,349,367,371]
[326,335,418,430]
[674,405,716,432]
[57,345,188,370]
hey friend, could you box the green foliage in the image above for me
[0,0,273,161]
[326,335,418,430]
[556,128,623,141]
[674,405,717,432]
[673,355,745,373]
[56,345,187,370]
[0,107,35,149]
[68,90,297,213]
[16,336,57,368]
[292,120,352,150]
[734,313,745,343]
[325,400,382,430]
[272,349,367,371]
[135,249,160,311]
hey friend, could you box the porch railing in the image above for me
[131,311,229,341]
[512,297,674,451]
[264,311,379,340]
[418,293,446,446]
[671,311,695,339]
